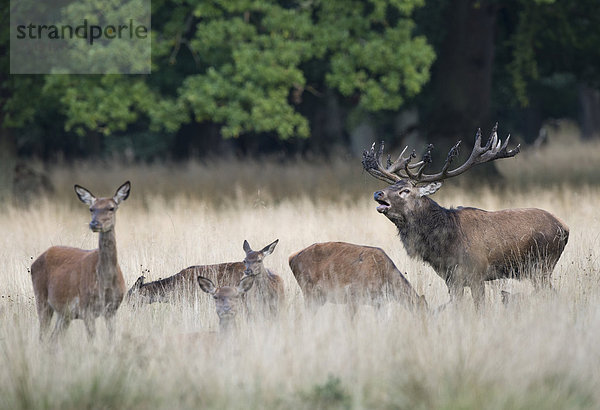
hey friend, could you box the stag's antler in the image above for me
[362,123,520,184]
[362,142,427,184]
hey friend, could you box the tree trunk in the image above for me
[426,0,498,141]
[424,0,501,178]
[0,127,16,203]
[579,84,600,140]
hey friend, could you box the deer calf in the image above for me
[289,241,426,314]
[30,181,131,340]
[197,275,256,332]
[363,124,569,308]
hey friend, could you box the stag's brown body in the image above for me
[363,125,569,307]
[127,262,245,303]
[289,241,425,312]
[31,181,130,340]
[379,181,569,305]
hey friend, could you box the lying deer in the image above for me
[30,181,131,340]
[242,239,284,318]
[127,262,245,304]
[289,241,427,313]
[362,124,569,308]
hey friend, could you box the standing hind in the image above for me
[31,181,130,341]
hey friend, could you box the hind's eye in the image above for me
[109,207,115,211]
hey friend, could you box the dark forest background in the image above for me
[1,0,599,191]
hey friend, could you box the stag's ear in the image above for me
[237,275,256,294]
[197,276,217,295]
[261,239,279,256]
[74,185,96,206]
[417,182,442,197]
[113,181,131,204]
[243,240,252,254]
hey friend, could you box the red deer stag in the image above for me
[127,262,245,304]
[242,239,284,318]
[31,181,131,340]
[362,124,569,308]
[197,274,256,332]
[289,241,427,314]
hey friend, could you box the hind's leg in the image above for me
[104,314,116,341]
[50,314,70,342]
[36,301,53,342]
[84,315,97,340]
[532,262,556,291]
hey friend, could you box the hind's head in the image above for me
[75,181,131,233]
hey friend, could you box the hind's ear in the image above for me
[74,185,96,206]
[114,181,131,204]
[261,239,279,256]
[237,275,256,294]
[243,240,252,254]
[418,182,442,197]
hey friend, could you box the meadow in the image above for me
[1,133,600,409]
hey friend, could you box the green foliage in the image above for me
[508,0,600,107]
[300,375,352,410]
[179,0,433,139]
[2,0,432,147]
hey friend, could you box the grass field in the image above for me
[1,135,600,409]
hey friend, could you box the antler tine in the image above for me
[407,124,520,184]
[404,144,433,180]
[388,146,422,174]
[362,141,403,184]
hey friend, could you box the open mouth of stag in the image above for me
[376,199,391,213]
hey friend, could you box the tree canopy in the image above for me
[1,0,599,161]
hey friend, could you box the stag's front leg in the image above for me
[470,281,486,310]
[446,278,464,305]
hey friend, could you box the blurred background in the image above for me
[1,0,599,201]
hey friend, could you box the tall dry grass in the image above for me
[1,136,600,409]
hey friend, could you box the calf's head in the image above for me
[197,275,256,330]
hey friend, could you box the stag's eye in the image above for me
[399,189,410,196]
[109,207,115,211]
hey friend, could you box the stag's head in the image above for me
[363,124,519,223]
[75,181,131,233]
[197,275,256,331]
[242,239,278,276]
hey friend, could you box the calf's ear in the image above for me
[197,276,217,295]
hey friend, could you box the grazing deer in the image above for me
[289,241,427,314]
[242,239,284,318]
[127,263,245,304]
[197,274,256,332]
[30,181,131,340]
[362,124,569,308]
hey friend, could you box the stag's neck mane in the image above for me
[394,196,459,272]
[97,230,119,283]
